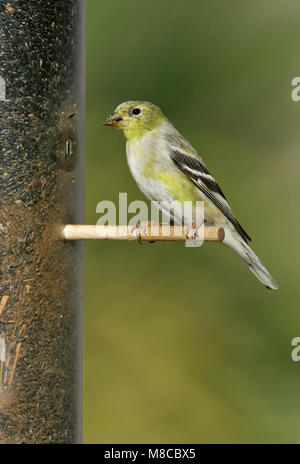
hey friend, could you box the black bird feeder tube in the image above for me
[0,1,85,443]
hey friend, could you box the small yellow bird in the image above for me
[104,101,278,290]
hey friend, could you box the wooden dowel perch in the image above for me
[61,224,225,242]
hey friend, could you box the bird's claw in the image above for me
[131,222,150,245]
[185,222,202,241]
[131,222,159,244]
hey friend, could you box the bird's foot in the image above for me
[131,221,154,244]
[131,221,172,244]
[185,221,204,241]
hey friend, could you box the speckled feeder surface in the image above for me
[0,0,84,443]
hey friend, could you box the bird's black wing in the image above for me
[170,149,252,243]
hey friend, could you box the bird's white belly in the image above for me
[126,145,195,224]
[127,150,172,200]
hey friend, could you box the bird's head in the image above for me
[103,101,166,140]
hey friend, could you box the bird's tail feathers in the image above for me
[223,228,278,290]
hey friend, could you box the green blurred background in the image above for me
[84,0,300,443]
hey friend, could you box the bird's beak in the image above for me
[103,113,124,128]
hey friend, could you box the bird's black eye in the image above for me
[132,108,140,115]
